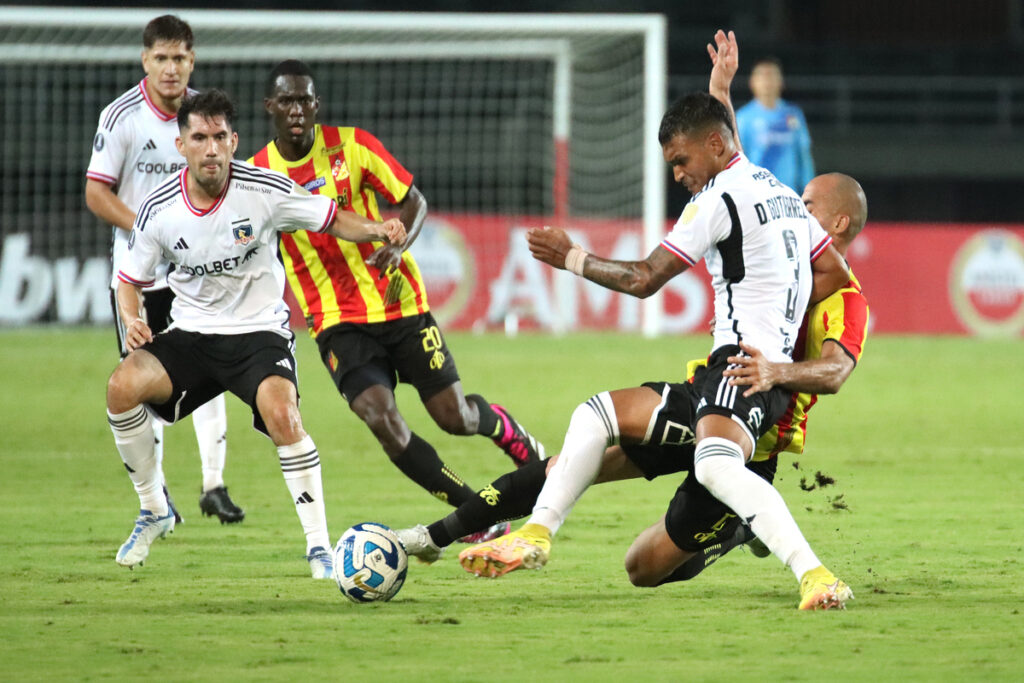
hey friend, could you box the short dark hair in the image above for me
[265,59,316,98]
[143,15,194,51]
[658,92,734,145]
[177,89,236,131]
[751,56,783,72]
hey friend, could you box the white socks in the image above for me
[192,394,227,492]
[529,393,619,534]
[151,419,170,494]
[108,405,167,516]
[694,436,821,580]
[278,436,330,552]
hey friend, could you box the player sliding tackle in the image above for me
[400,155,870,586]
[107,89,405,578]
[401,155,869,591]
[442,31,854,609]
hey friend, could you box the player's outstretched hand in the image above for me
[124,318,154,353]
[723,341,779,396]
[707,29,738,96]
[527,226,572,269]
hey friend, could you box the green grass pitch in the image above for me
[1,328,1022,681]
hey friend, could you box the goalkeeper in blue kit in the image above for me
[735,57,814,194]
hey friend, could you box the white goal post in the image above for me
[0,8,666,334]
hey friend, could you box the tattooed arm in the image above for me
[526,226,687,298]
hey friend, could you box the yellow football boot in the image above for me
[798,565,854,610]
[458,523,551,578]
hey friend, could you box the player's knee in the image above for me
[106,365,140,413]
[627,569,660,588]
[545,399,616,477]
[623,546,659,587]
[567,393,619,443]
[358,404,408,454]
[623,553,648,586]
[261,401,305,445]
[424,388,474,435]
[362,404,399,436]
[693,458,715,490]
[433,402,471,435]
[693,437,745,495]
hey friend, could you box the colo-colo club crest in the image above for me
[232,219,255,246]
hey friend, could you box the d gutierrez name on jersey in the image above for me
[755,194,808,224]
[749,171,809,224]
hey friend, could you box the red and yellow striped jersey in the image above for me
[753,271,869,461]
[248,124,429,334]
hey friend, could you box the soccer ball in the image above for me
[334,522,408,603]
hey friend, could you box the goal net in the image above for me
[0,9,667,332]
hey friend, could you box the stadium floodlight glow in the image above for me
[0,7,666,334]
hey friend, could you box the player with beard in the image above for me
[108,89,406,576]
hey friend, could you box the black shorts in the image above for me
[695,344,790,449]
[315,312,460,403]
[663,457,778,553]
[111,287,174,358]
[141,328,298,435]
[620,380,701,481]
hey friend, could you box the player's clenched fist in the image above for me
[380,218,407,246]
[526,226,572,269]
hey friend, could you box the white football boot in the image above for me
[305,546,334,580]
[395,524,443,564]
[115,509,176,569]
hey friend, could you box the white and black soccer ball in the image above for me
[334,522,408,603]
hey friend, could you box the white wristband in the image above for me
[565,243,588,276]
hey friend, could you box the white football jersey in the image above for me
[86,78,195,290]
[119,161,337,338]
[661,152,832,363]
